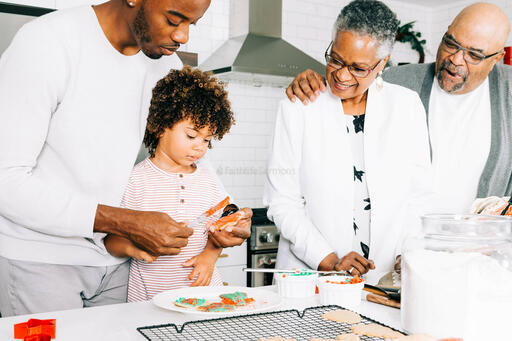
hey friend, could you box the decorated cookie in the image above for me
[212,210,244,231]
[336,334,360,341]
[310,338,335,341]
[321,309,362,324]
[219,291,255,306]
[174,297,208,309]
[351,323,403,339]
[197,302,235,312]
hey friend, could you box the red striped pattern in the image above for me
[125,159,225,302]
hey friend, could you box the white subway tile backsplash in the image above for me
[291,1,318,14]
[316,5,343,18]
[213,13,230,29]
[233,173,256,187]
[266,110,279,123]
[234,122,273,135]
[285,12,309,27]
[254,148,270,162]
[248,111,270,123]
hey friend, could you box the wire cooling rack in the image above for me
[137,305,404,341]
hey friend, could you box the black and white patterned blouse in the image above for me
[345,114,371,259]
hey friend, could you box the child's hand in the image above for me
[208,207,252,248]
[182,250,218,286]
[104,234,157,263]
[125,242,158,263]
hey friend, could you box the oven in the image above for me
[247,208,279,287]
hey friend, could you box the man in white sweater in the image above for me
[0,0,251,316]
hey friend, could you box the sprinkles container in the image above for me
[317,275,364,309]
[275,271,318,298]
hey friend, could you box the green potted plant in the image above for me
[395,21,427,64]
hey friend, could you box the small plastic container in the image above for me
[317,275,364,309]
[275,271,318,298]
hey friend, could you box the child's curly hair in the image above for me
[143,66,235,157]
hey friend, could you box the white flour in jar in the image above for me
[401,249,512,340]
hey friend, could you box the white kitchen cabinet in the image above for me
[216,242,247,286]
[216,242,247,267]
[1,0,55,8]
[55,0,105,9]
[217,264,246,287]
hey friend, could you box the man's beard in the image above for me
[133,4,162,59]
[436,59,468,93]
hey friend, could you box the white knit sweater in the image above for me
[0,6,182,265]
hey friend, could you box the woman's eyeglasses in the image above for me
[324,41,381,78]
[441,35,503,65]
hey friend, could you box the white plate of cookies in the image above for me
[152,285,282,317]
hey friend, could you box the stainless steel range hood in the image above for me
[200,0,324,87]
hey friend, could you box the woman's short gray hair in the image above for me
[333,0,399,59]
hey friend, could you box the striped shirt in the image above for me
[125,158,225,302]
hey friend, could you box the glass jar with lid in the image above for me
[401,214,512,341]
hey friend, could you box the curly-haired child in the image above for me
[104,66,241,302]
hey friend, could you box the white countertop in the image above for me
[0,286,401,340]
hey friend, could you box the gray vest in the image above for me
[383,62,512,197]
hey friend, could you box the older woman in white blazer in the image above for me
[263,0,432,284]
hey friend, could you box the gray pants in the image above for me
[0,256,129,317]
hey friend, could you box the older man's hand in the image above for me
[208,207,252,248]
[285,69,326,104]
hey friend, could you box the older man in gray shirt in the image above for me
[286,2,512,212]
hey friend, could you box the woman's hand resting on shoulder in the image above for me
[334,251,375,276]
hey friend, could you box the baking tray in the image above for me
[137,305,405,340]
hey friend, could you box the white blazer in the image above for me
[263,82,432,284]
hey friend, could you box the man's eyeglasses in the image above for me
[324,41,381,78]
[441,35,504,65]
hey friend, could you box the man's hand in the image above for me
[94,205,193,257]
[126,211,193,256]
[208,207,252,248]
[334,251,375,276]
[286,69,327,105]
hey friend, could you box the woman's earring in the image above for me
[128,1,135,7]
[376,71,384,91]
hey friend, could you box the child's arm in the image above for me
[182,238,223,286]
[104,234,157,263]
